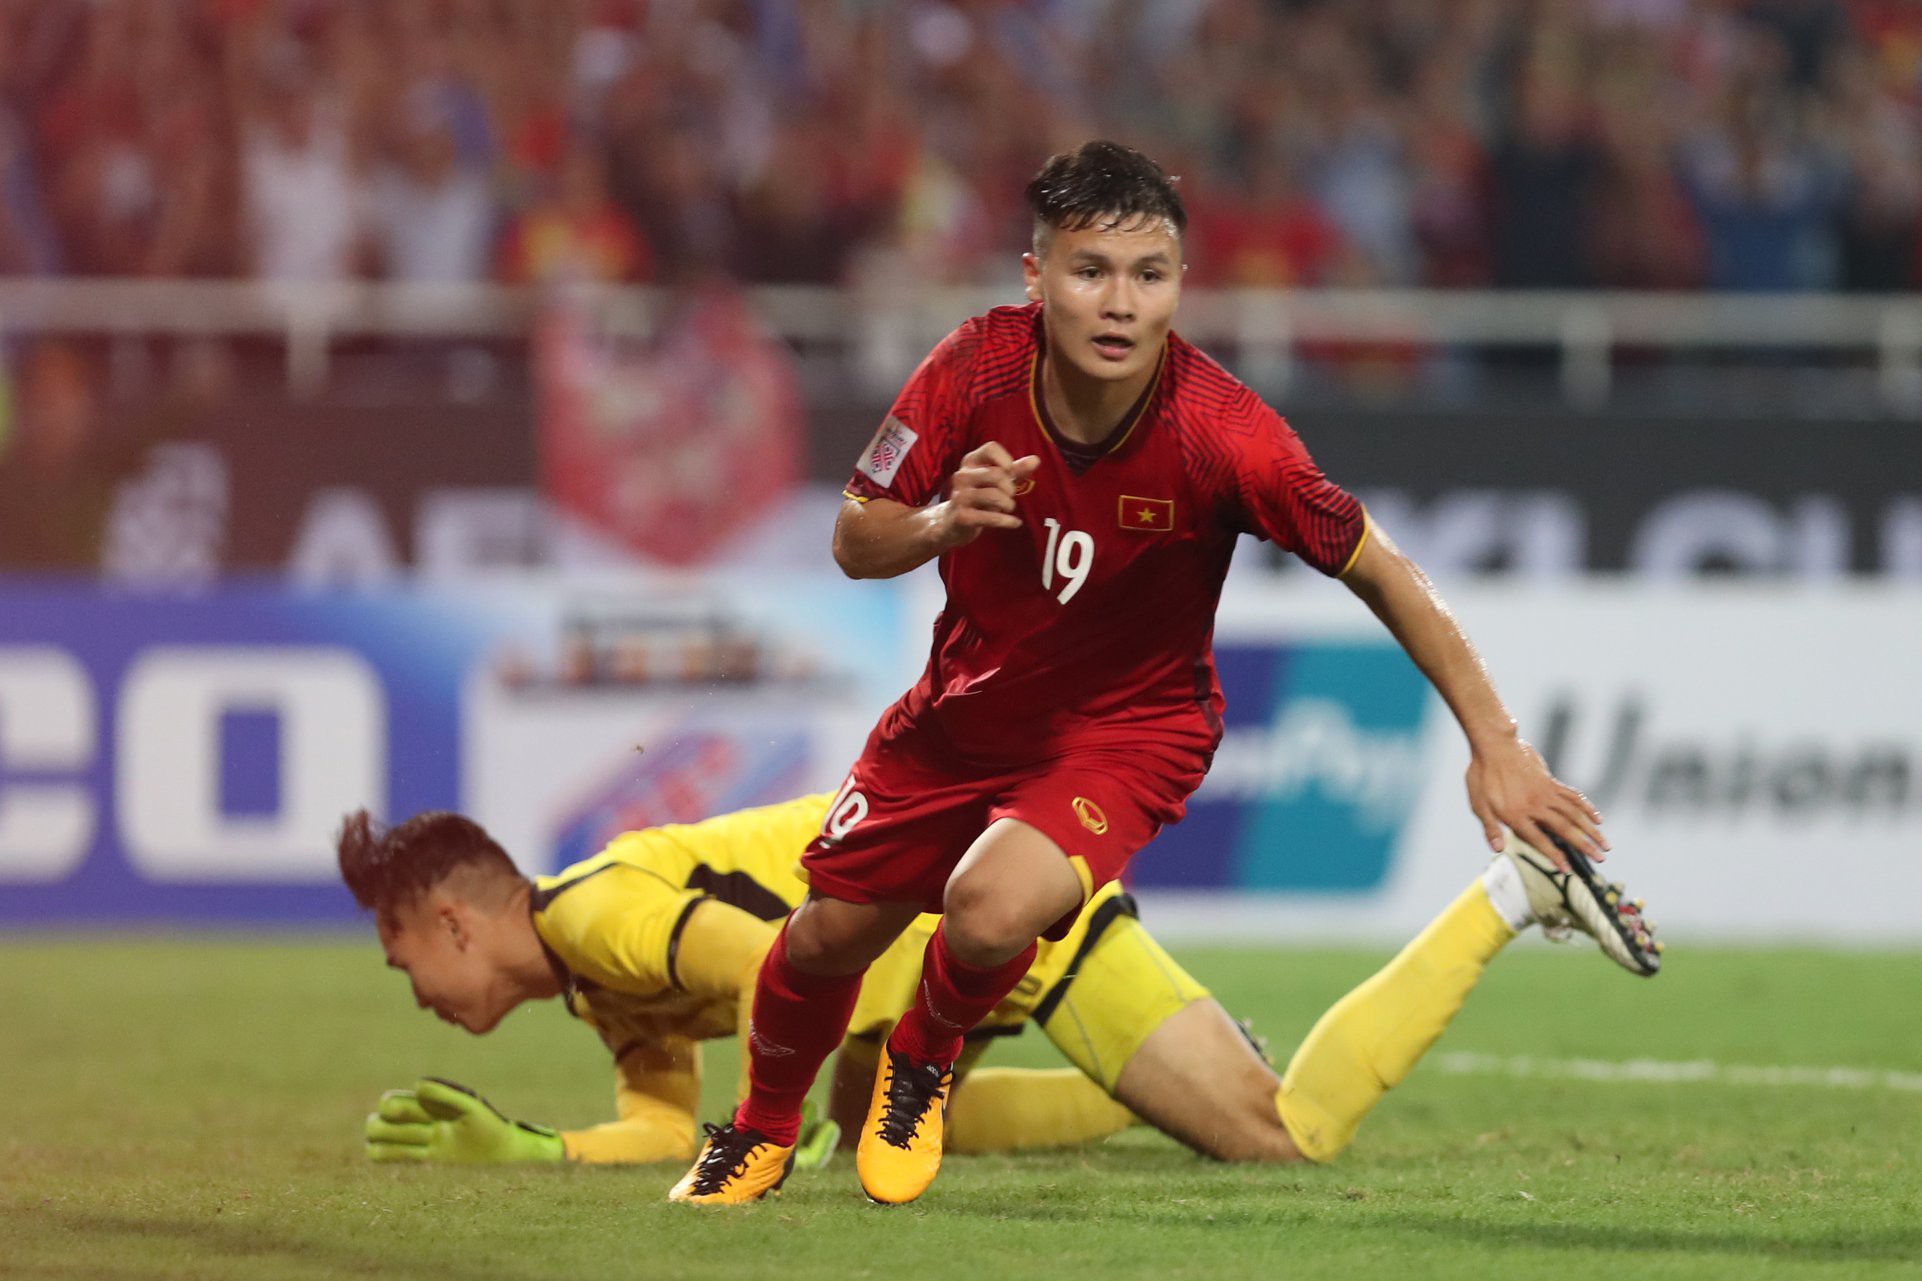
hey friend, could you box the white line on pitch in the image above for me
[1434,1052,1922,1094]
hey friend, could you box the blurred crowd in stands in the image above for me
[1,0,1919,293]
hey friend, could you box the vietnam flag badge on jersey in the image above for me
[1118,495,1175,532]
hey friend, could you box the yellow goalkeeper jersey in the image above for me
[530,791,1117,1058]
[529,795,816,1053]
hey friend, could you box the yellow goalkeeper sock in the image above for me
[945,1067,1137,1154]
[1275,879,1515,1162]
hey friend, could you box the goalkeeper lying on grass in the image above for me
[338,792,1658,1169]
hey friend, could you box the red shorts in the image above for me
[800,707,1210,938]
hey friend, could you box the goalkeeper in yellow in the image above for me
[339,792,1658,1175]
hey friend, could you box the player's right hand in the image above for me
[932,442,1041,548]
[364,1077,566,1164]
[1466,735,1607,869]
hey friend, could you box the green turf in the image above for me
[5,934,1919,1280]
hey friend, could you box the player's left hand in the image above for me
[1465,736,1607,870]
[364,1077,566,1164]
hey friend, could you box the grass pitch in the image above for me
[5,934,1919,1280]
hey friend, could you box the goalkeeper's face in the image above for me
[378,892,522,1035]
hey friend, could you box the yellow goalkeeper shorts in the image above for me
[846,883,1208,1092]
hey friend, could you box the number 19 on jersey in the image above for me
[1040,518,1094,605]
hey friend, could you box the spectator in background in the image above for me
[498,139,651,286]
[729,119,857,284]
[1747,0,1853,90]
[1679,59,1846,291]
[135,8,236,278]
[36,1,148,275]
[1404,46,1493,289]
[236,64,363,281]
[1188,150,1348,288]
[1489,60,1602,288]
[1304,31,1419,286]
[470,0,573,204]
[1589,39,1707,289]
[817,77,922,267]
[0,3,61,274]
[0,110,60,275]
[1827,39,1921,291]
[859,135,995,286]
[365,87,496,283]
[616,119,734,281]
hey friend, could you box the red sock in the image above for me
[887,923,1036,1067]
[732,922,864,1146]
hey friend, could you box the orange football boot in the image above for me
[669,1122,795,1205]
[856,1047,954,1205]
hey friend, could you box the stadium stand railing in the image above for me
[2,279,1920,412]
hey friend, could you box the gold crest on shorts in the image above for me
[1072,797,1109,835]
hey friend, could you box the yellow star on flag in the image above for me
[1118,495,1174,531]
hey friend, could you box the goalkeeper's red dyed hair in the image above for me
[336,809,524,924]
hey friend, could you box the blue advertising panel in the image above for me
[1133,640,1434,892]
[0,585,489,923]
[0,578,905,925]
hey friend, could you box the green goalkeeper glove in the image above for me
[793,1098,840,1171]
[364,1077,566,1164]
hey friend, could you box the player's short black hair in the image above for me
[337,809,523,922]
[1025,140,1186,250]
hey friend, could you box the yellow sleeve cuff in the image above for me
[1335,511,1372,580]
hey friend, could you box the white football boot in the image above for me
[1502,832,1663,977]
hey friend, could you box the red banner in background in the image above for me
[537,284,804,566]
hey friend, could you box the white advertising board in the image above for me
[1144,583,1922,945]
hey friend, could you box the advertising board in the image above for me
[3,575,1915,941]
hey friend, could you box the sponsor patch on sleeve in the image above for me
[856,417,919,489]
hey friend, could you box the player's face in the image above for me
[1024,218,1182,387]
[378,894,517,1035]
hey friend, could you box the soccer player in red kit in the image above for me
[670,141,1658,1207]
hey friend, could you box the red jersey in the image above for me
[845,303,1365,766]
